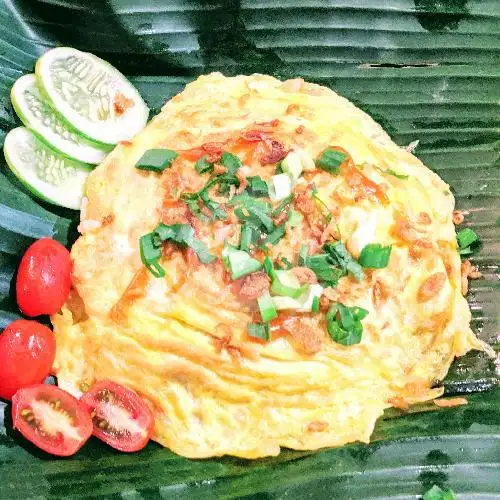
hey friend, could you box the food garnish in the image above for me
[12,384,93,456]
[135,148,178,172]
[0,320,55,400]
[80,380,154,453]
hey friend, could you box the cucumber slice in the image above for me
[11,74,110,164]
[3,127,92,210]
[36,47,149,145]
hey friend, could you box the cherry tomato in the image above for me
[12,384,93,456]
[0,319,56,400]
[16,238,72,317]
[80,380,154,452]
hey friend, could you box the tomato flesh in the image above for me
[16,238,72,317]
[12,384,93,456]
[80,380,154,452]
[0,320,56,400]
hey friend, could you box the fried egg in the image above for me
[52,73,486,458]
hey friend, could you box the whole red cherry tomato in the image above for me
[16,238,71,317]
[0,319,56,400]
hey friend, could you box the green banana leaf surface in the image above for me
[0,1,498,498]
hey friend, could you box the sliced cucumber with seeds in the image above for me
[35,47,149,145]
[11,74,110,164]
[3,127,92,210]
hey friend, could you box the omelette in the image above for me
[51,73,487,459]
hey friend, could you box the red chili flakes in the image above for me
[113,92,135,115]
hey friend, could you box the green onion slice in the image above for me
[315,148,348,174]
[259,223,286,249]
[311,295,320,313]
[258,292,278,322]
[359,243,392,269]
[223,246,262,280]
[139,233,165,278]
[247,322,271,341]
[247,176,269,197]
[195,155,214,174]
[457,228,480,252]
[324,241,364,281]
[135,149,178,172]
[220,151,242,174]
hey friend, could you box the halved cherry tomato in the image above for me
[0,320,56,400]
[16,238,72,317]
[80,380,154,452]
[12,384,93,456]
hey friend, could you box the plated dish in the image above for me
[0,48,492,461]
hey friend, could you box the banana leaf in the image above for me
[0,0,498,498]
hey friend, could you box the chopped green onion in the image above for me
[359,243,392,269]
[258,292,278,322]
[311,183,332,223]
[181,193,208,222]
[235,206,274,233]
[298,245,309,266]
[324,241,364,281]
[135,149,178,172]
[195,155,213,174]
[247,322,271,341]
[385,168,408,180]
[220,152,242,174]
[281,151,303,181]
[224,247,262,280]
[239,222,260,252]
[144,223,216,270]
[311,295,320,313]
[216,173,241,196]
[268,173,293,201]
[277,256,293,269]
[288,209,303,227]
[422,485,456,500]
[259,223,286,249]
[315,148,348,174]
[272,284,323,312]
[246,176,269,197]
[326,302,367,346]
[139,233,165,278]
[263,256,276,279]
[199,190,226,220]
[457,228,479,251]
[271,193,294,218]
[271,270,306,299]
[275,162,284,175]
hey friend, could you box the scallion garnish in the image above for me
[135,149,178,172]
[288,209,303,227]
[247,322,271,341]
[311,183,332,223]
[222,245,262,280]
[263,256,276,279]
[358,243,392,269]
[240,222,260,252]
[139,223,216,277]
[139,233,165,278]
[271,270,306,299]
[311,295,320,313]
[277,256,293,269]
[271,193,294,218]
[199,189,226,220]
[324,241,364,281]
[181,192,208,222]
[220,152,242,174]
[195,155,214,174]
[268,173,293,202]
[247,176,269,197]
[260,223,286,249]
[457,228,480,255]
[298,244,309,266]
[326,302,368,346]
[315,148,348,174]
[281,151,303,181]
[258,292,278,322]
[386,169,408,180]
